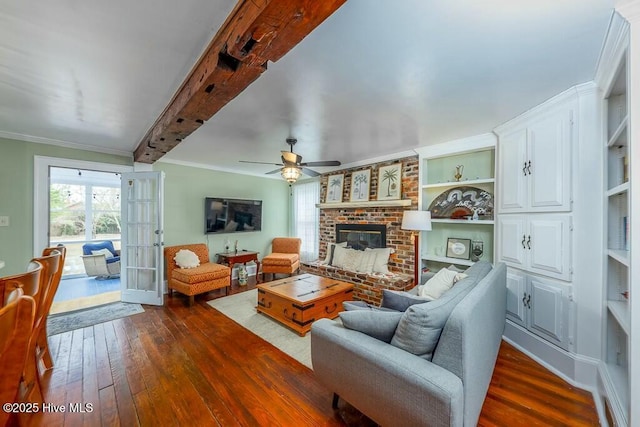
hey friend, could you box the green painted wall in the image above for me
[154,162,290,261]
[0,137,290,276]
[0,137,132,275]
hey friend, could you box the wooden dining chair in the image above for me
[0,261,43,404]
[37,246,66,371]
[20,252,61,403]
[0,288,36,427]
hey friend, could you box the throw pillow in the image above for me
[356,249,377,273]
[331,244,349,268]
[91,248,114,259]
[174,249,200,269]
[369,247,392,274]
[342,248,364,271]
[381,289,432,311]
[418,268,468,300]
[340,310,404,343]
[390,292,463,361]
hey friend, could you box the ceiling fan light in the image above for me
[281,166,301,183]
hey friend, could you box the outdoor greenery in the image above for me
[50,184,121,238]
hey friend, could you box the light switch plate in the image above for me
[0,216,9,226]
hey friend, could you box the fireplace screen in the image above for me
[336,224,386,250]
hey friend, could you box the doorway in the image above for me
[33,157,133,314]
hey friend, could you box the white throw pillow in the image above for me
[91,248,114,259]
[174,249,200,269]
[418,268,468,300]
[357,249,377,273]
[320,242,347,265]
[342,248,364,272]
[331,244,349,268]
[370,247,392,274]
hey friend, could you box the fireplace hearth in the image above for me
[336,224,386,250]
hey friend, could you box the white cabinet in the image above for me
[497,214,572,281]
[497,107,572,213]
[506,269,572,350]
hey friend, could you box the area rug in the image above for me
[207,289,312,369]
[47,302,145,336]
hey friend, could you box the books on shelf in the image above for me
[622,155,629,183]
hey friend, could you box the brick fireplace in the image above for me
[302,155,420,304]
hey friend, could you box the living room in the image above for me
[0,1,638,426]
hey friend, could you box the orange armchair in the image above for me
[261,237,302,281]
[164,244,231,306]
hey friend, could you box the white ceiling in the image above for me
[0,0,614,177]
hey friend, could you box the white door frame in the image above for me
[33,156,133,257]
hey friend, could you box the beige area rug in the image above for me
[207,289,312,369]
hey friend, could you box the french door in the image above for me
[120,171,164,305]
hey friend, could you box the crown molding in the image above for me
[594,12,629,91]
[156,157,282,180]
[616,0,640,22]
[0,130,133,158]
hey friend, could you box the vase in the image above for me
[238,265,248,286]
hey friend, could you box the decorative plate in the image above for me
[427,186,494,219]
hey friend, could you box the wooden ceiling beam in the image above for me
[134,0,347,163]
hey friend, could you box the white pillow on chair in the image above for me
[91,248,114,259]
[418,268,467,300]
[174,249,200,269]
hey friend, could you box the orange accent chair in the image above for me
[164,244,231,306]
[0,288,36,427]
[261,237,302,281]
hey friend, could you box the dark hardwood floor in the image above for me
[26,279,600,426]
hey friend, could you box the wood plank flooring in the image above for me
[25,283,600,426]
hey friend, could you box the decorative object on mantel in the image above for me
[325,173,344,203]
[377,163,402,201]
[350,168,371,202]
[454,164,464,182]
[428,186,494,219]
[401,210,432,286]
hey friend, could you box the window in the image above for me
[292,180,320,262]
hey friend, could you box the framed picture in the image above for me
[446,238,471,260]
[350,168,371,202]
[325,174,344,203]
[376,163,402,201]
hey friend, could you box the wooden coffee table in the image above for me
[256,274,354,336]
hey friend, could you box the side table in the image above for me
[216,251,260,282]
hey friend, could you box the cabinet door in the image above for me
[506,269,527,326]
[528,275,571,350]
[527,110,572,211]
[497,216,527,268]
[498,128,528,212]
[528,215,572,281]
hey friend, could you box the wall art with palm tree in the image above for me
[325,173,344,203]
[377,163,402,201]
[349,168,371,202]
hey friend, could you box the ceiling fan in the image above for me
[239,138,341,183]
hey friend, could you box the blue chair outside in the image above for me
[81,241,121,278]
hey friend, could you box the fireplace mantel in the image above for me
[316,199,412,209]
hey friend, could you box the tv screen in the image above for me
[205,197,262,234]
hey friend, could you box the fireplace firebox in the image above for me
[336,224,386,250]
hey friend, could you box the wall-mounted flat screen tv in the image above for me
[205,197,262,234]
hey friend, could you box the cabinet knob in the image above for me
[522,293,527,307]
[522,235,527,249]
[522,162,528,176]
[526,235,532,249]
[526,294,531,309]
[527,160,532,175]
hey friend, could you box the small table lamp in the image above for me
[401,210,432,286]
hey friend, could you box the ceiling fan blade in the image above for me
[301,167,321,177]
[266,168,282,175]
[300,160,341,167]
[240,160,283,166]
[281,151,302,164]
